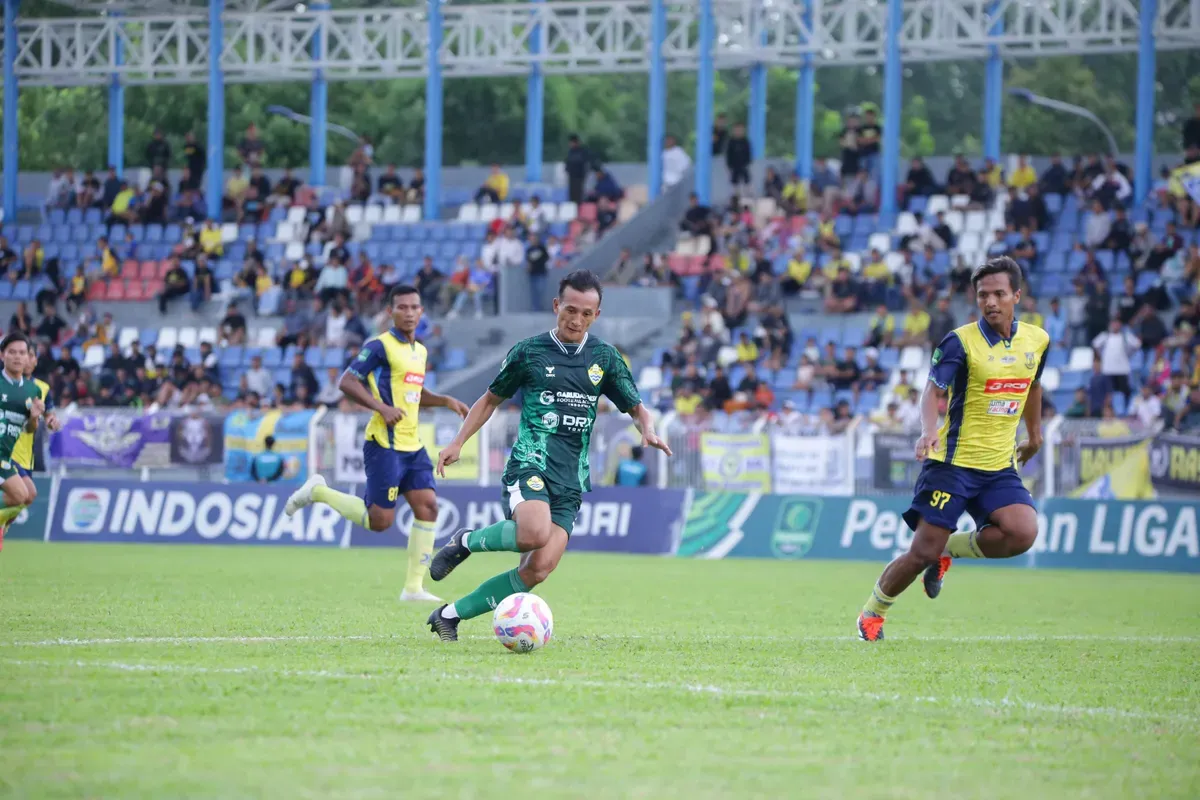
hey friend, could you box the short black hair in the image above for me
[386,284,420,307]
[264,435,276,449]
[0,332,30,354]
[558,270,604,305]
[971,256,1022,292]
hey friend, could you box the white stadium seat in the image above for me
[83,345,105,371]
[177,327,199,348]
[457,203,480,222]
[1068,346,1095,372]
[638,366,664,391]
[285,242,305,261]
[220,223,239,243]
[287,205,307,225]
[950,194,970,209]
[925,195,950,215]
[964,211,987,233]
[844,252,862,272]
[198,327,218,346]
[956,231,981,255]
[363,204,383,224]
[557,202,578,222]
[1040,366,1061,392]
[899,345,926,371]
[945,210,965,234]
[255,328,276,348]
[716,346,739,368]
[118,327,139,351]
[345,204,364,225]
[754,198,777,219]
[401,204,421,223]
[156,327,179,351]
[675,237,698,256]
[273,222,296,242]
[479,204,500,223]
[498,202,516,220]
[352,223,372,242]
[383,205,403,224]
[867,232,891,254]
[895,212,918,236]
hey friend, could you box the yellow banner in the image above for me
[419,422,480,483]
[1168,161,1200,201]
[1072,440,1156,500]
[700,432,771,491]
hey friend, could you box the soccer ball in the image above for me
[492,593,553,653]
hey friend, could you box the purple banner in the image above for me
[50,413,173,469]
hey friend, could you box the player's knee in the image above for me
[410,499,438,523]
[6,486,30,507]
[516,520,553,550]
[1004,524,1038,555]
[518,560,557,588]
[367,507,395,532]
[908,538,943,566]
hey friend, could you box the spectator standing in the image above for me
[251,437,285,483]
[238,123,265,168]
[857,108,881,176]
[145,128,171,170]
[1040,155,1069,197]
[927,297,955,346]
[526,235,550,311]
[838,112,860,181]
[564,135,591,205]
[712,113,729,155]
[1083,200,1111,250]
[615,447,649,487]
[1092,319,1140,403]
[413,259,444,312]
[725,123,752,189]
[183,131,206,182]
[662,135,692,188]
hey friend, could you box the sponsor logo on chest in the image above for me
[983,377,1031,395]
[403,371,424,386]
[987,399,1022,416]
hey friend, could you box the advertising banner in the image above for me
[699,432,770,491]
[677,492,1199,572]
[871,433,922,492]
[50,413,172,468]
[772,434,853,496]
[1148,432,1200,495]
[224,410,314,483]
[168,413,225,466]
[6,476,54,541]
[332,413,480,484]
[47,479,684,556]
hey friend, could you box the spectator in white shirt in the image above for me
[245,354,272,397]
[480,231,502,270]
[1128,383,1162,428]
[497,226,526,268]
[1089,165,1132,208]
[662,135,692,188]
[525,195,554,233]
[315,262,350,305]
[315,368,343,406]
[1092,319,1140,403]
[1083,200,1112,249]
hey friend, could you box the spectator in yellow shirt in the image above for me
[735,332,759,364]
[107,182,138,224]
[897,301,932,347]
[982,158,1004,189]
[66,266,89,313]
[1019,295,1044,329]
[822,249,851,280]
[475,164,510,204]
[861,249,891,284]
[1009,155,1037,190]
[782,252,812,295]
[673,387,704,417]
[865,304,896,348]
[199,219,224,257]
[781,176,808,214]
[21,239,45,278]
[98,236,119,278]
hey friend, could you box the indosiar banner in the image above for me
[224,410,315,483]
[677,491,1199,573]
[46,479,684,556]
[6,475,54,541]
[699,432,770,492]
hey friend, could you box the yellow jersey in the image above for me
[928,319,1049,472]
[345,328,427,451]
[12,379,51,471]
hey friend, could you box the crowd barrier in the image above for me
[29,479,1199,573]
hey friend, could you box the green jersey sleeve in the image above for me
[601,346,641,413]
[488,341,528,399]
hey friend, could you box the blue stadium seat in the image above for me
[425,372,438,391]
[145,224,164,242]
[1046,349,1069,368]
[256,223,274,241]
[272,368,291,387]
[16,225,33,243]
[164,224,182,243]
[0,283,13,300]
[84,208,102,225]
[52,224,70,243]
[129,224,145,240]
[429,225,448,242]
[47,208,65,225]
[242,348,263,365]
[12,281,31,300]
[322,348,346,369]
[443,348,468,371]
[408,225,429,242]
[262,348,283,368]
[239,225,257,242]
[219,346,244,367]
[304,348,323,368]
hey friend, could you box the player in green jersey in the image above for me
[0,333,46,551]
[426,270,672,641]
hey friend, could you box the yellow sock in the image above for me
[862,582,896,617]
[946,530,985,559]
[405,518,438,592]
[312,485,370,529]
[0,505,25,526]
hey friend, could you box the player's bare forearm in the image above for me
[419,388,450,408]
[450,391,503,446]
[1023,383,1044,442]
[628,404,654,436]
[338,373,390,415]
[920,382,946,435]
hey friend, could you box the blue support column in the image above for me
[525,0,544,182]
[423,0,443,221]
[2,0,19,222]
[748,26,767,162]
[107,13,125,176]
[694,0,715,204]
[205,0,225,220]
[1134,0,1158,203]
[646,0,667,199]
[880,0,903,215]
[794,0,815,178]
[309,2,329,188]
[982,1,1003,161]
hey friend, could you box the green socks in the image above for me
[946,531,985,559]
[453,569,530,620]
[465,520,519,553]
[0,503,23,526]
[862,582,896,617]
[312,485,370,529]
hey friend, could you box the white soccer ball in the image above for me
[492,593,554,653]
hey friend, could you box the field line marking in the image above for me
[3,657,1197,726]
[3,633,1199,648]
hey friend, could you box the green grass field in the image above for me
[1,542,1198,799]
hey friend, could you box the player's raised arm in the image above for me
[339,340,404,426]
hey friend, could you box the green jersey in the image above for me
[489,330,641,493]
[0,372,42,468]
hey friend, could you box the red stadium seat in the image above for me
[577,203,598,222]
[156,260,173,279]
[707,254,727,272]
[145,279,165,297]
[125,281,146,301]
[87,281,106,301]
[120,259,139,279]
[668,254,688,274]
[686,255,707,275]
[139,260,158,279]
[106,281,126,300]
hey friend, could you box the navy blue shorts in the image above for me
[15,466,31,479]
[903,460,1034,532]
[362,442,436,510]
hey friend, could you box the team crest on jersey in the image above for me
[588,364,604,386]
[1025,351,1036,369]
[526,475,545,491]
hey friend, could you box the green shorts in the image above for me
[501,469,582,536]
[0,460,19,483]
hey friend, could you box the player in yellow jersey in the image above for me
[0,350,60,544]
[858,257,1049,641]
[284,285,469,602]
